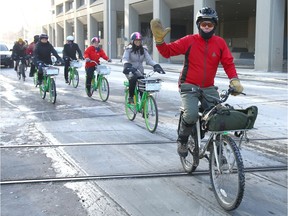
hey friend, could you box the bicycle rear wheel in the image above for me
[49,78,57,104]
[144,95,158,133]
[180,134,199,173]
[99,76,109,101]
[71,69,79,88]
[125,90,136,121]
[209,135,245,211]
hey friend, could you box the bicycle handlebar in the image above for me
[181,86,245,105]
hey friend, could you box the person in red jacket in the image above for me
[150,7,243,157]
[84,36,111,97]
[26,35,39,77]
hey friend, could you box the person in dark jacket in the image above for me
[12,38,27,72]
[26,35,39,77]
[63,35,84,83]
[34,33,63,85]
[150,7,244,157]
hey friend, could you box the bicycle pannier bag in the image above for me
[204,105,258,131]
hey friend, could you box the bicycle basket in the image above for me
[70,60,82,68]
[138,78,161,92]
[43,66,59,75]
[96,65,111,75]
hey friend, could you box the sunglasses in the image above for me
[200,22,214,28]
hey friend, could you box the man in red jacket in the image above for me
[84,36,111,97]
[150,7,243,157]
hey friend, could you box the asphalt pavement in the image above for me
[1,63,287,216]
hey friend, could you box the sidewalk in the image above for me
[110,58,288,84]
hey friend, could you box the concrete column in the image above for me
[104,0,116,58]
[75,19,85,52]
[56,24,64,46]
[88,15,98,48]
[152,0,170,63]
[64,21,73,42]
[193,0,215,34]
[124,0,139,45]
[255,0,285,72]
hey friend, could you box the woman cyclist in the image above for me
[122,32,165,104]
[84,36,111,97]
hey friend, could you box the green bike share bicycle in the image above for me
[64,57,82,88]
[36,61,60,104]
[86,60,111,101]
[124,70,165,133]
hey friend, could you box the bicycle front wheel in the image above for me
[49,78,57,104]
[71,69,79,88]
[144,95,158,133]
[19,64,25,81]
[34,71,38,87]
[99,76,109,101]
[125,90,136,121]
[39,83,46,99]
[209,135,245,211]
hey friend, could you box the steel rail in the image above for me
[1,165,286,185]
[0,137,286,149]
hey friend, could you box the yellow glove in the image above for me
[150,19,171,44]
[230,78,244,96]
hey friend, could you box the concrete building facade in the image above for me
[44,0,287,72]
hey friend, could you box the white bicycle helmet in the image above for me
[66,35,74,41]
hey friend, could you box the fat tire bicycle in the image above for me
[124,70,164,133]
[178,87,252,211]
[37,63,59,104]
[65,57,82,88]
[87,60,111,102]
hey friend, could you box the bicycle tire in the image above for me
[144,95,158,133]
[209,135,245,211]
[19,64,25,81]
[34,71,38,87]
[125,90,136,121]
[99,76,109,101]
[71,69,79,88]
[180,134,199,173]
[49,78,57,104]
[39,82,46,99]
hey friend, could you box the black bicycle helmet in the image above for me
[196,7,218,26]
[39,33,48,40]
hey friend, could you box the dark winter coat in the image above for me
[63,43,83,60]
[34,41,61,65]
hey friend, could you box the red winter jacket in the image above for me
[84,46,109,68]
[156,34,238,87]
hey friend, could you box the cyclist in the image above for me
[12,38,27,73]
[84,36,111,97]
[26,35,39,77]
[122,32,164,104]
[34,33,63,85]
[150,7,243,157]
[63,35,84,83]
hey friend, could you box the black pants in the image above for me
[128,74,144,98]
[29,63,36,77]
[64,59,71,81]
[85,66,95,92]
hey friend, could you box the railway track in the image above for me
[1,165,286,185]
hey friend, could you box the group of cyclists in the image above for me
[10,7,244,157]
